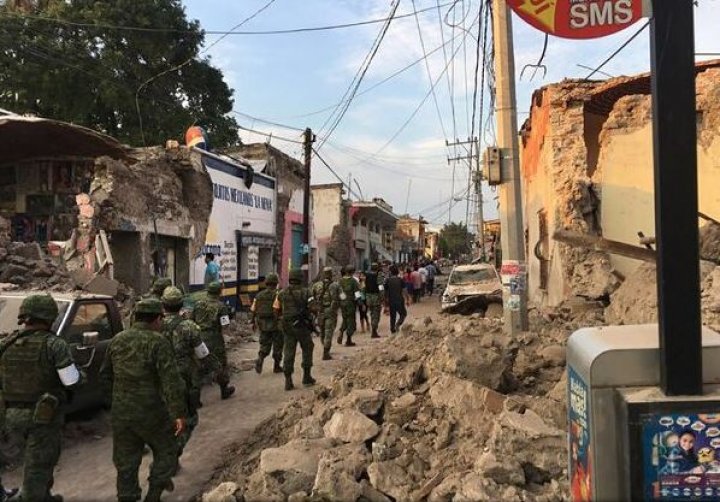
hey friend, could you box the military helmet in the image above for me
[265,273,279,286]
[207,281,222,296]
[323,266,333,279]
[343,264,355,274]
[18,294,59,323]
[161,286,184,307]
[152,277,172,295]
[289,269,303,284]
[371,262,379,271]
[135,298,164,315]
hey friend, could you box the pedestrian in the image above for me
[311,267,341,360]
[203,252,220,286]
[100,298,186,502]
[411,264,424,303]
[251,273,283,374]
[337,265,360,346]
[0,294,81,502]
[425,261,437,296]
[383,265,407,333]
[274,269,316,390]
[403,267,414,305]
[161,287,213,458]
[364,262,384,338]
[357,272,368,333]
[192,281,235,400]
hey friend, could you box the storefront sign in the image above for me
[247,246,259,281]
[640,411,720,500]
[569,366,592,501]
[507,0,644,39]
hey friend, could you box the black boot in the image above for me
[322,348,332,361]
[336,332,343,344]
[143,483,168,502]
[220,384,235,400]
[273,360,283,373]
[284,374,294,391]
[345,336,356,347]
[371,328,380,338]
[302,368,316,386]
[255,357,264,374]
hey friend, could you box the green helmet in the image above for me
[207,281,222,296]
[371,262,379,271]
[323,267,333,279]
[289,269,303,284]
[265,273,279,286]
[135,298,164,315]
[343,264,355,275]
[161,286,184,307]
[18,294,59,323]
[152,277,172,295]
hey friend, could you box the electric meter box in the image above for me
[567,325,720,501]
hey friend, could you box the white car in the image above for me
[441,263,503,312]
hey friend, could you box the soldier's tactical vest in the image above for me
[1,331,61,403]
[365,272,380,294]
[162,315,184,342]
[312,281,330,307]
[281,286,308,322]
[193,300,221,332]
[339,277,356,300]
[255,289,278,331]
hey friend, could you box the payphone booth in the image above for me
[567,326,720,501]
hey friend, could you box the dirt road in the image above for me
[5,298,439,501]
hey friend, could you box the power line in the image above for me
[0,2,454,36]
[311,147,362,199]
[237,124,304,144]
[584,20,649,80]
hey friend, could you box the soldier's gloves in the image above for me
[174,418,186,437]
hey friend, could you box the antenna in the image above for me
[404,179,412,214]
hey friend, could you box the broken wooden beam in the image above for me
[553,230,657,262]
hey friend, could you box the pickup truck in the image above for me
[0,291,124,413]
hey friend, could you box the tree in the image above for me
[439,222,472,259]
[0,0,239,147]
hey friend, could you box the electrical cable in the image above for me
[436,0,458,158]
[311,147,362,200]
[584,20,649,80]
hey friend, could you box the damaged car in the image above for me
[441,263,502,315]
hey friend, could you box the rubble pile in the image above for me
[204,309,604,502]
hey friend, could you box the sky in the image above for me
[182,0,720,229]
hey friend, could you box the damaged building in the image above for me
[520,60,720,307]
[0,112,213,295]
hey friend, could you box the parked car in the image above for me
[0,291,124,413]
[441,263,502,313]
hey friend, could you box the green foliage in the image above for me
[0,0,239,147]
[439,222,472,258]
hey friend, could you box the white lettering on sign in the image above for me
[569,374,588,429]
[570,0,633,29]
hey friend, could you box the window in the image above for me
[65,303,113,344]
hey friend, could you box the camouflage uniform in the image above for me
[275,269,316,391]
[192,281,235,400]
[337,266,360,346]
[100,299,186,502]
[145,277,172,300]
[311,267,340,360]
[252,274,283,374]
[161,287,213,455]
[0,294,80,502]
[364,263,384,338]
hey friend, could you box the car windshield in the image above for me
[0,296,69,333]
[449,268,497,285]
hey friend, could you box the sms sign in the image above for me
[507,0,644,39]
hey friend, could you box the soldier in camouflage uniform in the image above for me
[146,277,172,300]
[337,265,360,347]
[251,274,283,374]
[311,267,340,360]
[192,281,235,400]
[161,287,213,456]
[274,269,316,391]
[0,294,81,502]
[100,298,187,502]
[364,263,384,338]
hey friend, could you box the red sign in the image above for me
[507,0,643,39]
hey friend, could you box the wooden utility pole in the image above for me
[492,0,528,333]
[302,128,314,285]
[474,141,485,261]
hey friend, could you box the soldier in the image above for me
[364,262,384,338]
[161,287,213,456]
[311,267,340,360]
[146,277,172,300]
[0,294,81,502]
[100,298,187,502]
[251,273,283,374]
[337,265,360,347]
[192,281,235,400]
[274,269,316,391]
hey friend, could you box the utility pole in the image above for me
[447,137,478,253]
[492,0,528,333]
[474,141,485,261]
[302,128,314,285]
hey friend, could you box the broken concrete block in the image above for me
[339,388,384,417]
[474,451,525,486]
[323,409,380,443]
[201,482,239,502]
[311,443,370,501]
[539,344,566,366]
[259,438,336,495]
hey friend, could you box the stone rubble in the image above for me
[204,307,601,502]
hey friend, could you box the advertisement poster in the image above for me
[568,366,592,501]
[641,411,720,500]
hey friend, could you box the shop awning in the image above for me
[0,113,127,165]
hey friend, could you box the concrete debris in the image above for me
[0,239,75,291]
[201,482,240,502]
[205,310,584,502]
